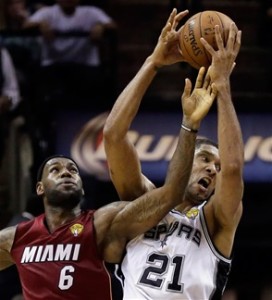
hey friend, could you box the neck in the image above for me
[44,206,81,233]
[61,6,76,15]
[174,202,194,213]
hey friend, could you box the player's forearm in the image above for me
[217,82,244,169]
[164,125,197,202]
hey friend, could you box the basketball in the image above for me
[179,11,237,69]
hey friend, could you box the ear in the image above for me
[36,182,44,196]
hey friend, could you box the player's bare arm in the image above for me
[101,128,197,263]
[0,226,16,270]
[103,8,189,202]
[101,67,217,263]
[201,23,244,257]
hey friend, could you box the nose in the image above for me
[60,168,72,177]
[205,163,217,175]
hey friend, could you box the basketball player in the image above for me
[0,10,217,299]
[103,9,244,300]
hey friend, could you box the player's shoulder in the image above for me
[93,201,129,231]
[96,201,128,216]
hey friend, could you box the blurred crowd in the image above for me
[0,1,272,299]
[0,1,117,299]
[1,0,271,222]
[0,0,117,199]
[0,0,119,216]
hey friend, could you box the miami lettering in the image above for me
[21,244,81,263]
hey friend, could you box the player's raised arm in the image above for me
[103,8,189,201]
[100,66,217,262]
[201,23,244,258]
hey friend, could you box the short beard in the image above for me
[185,188,205,205]
[46,188,83,210]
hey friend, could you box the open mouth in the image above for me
[198,177,211,189]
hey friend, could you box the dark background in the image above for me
[1,0,272,299]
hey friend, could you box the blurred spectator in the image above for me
[0,194,44,300]
[0,46,21,109]
[0,46,21,167]
[1,1,46,191]
[0,0,41,100]
[3,0,30,30]
[23,0,117,105]
[22,0,117,160]
[30,0,110,9]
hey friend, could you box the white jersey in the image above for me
[121,202,232,300]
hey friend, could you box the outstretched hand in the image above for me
[182,67,217,128]
[150,8,189,68]
[200,23,242,85]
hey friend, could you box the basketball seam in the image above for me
[214,11,226,45]
[199,11,211,66]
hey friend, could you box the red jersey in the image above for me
[10,210,112,300]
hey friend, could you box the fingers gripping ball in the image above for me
[179,11,237,69]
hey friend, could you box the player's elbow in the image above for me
[103,121,125,144]
[103,120,115,140]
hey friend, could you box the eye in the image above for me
[201,155,209,163]
[49,167,59,174]
[70,167,78,174]
[215,163,221,172]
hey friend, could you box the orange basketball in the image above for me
[179,11,237,69]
